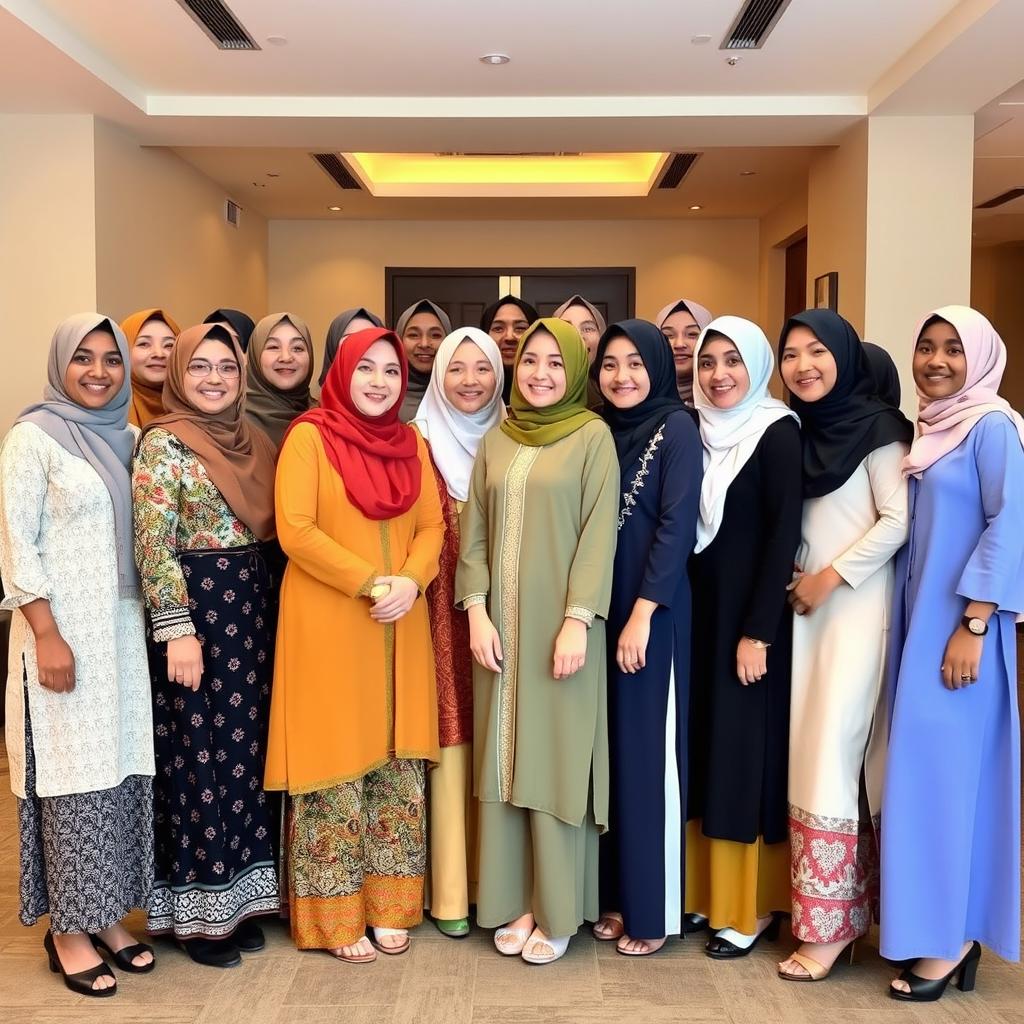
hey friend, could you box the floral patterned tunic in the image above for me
[133,427,256,641]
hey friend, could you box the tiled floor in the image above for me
[0,664,1021,1023]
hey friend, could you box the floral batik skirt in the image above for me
[287,758,426,948]
[147,544,280,939]
[18,694,154,934]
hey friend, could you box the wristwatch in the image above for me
[961,616,989,636]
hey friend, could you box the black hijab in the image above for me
[481,295,539,404]
[863,342,902,408]
[204,308,256,352]
[593,318,686,471]
[780,309,914,498]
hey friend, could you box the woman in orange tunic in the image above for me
[265,327,444,964]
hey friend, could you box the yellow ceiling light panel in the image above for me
[342,152,669,197]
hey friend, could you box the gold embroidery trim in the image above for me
[565,605,595,627]
[496,444,541,802]
[380,520,395,753]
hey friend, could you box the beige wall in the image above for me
[806,122,868,335]
[863,115,974,416]
[94,119,268,328]
[757,190,808,340]
[971,241,1024,410]
[0,114,98,433]
[268,218,759,376]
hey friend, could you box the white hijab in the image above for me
[412,327,506,501]
[693,315,798,553]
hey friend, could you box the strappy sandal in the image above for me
[778,941,856,983]
[90,933,156,973]
[494,926,532,956]
[592,913,624,941]
[45,930,117,997]
[522,928,570,965]
[326,937,377,964]
[370,927,410,956]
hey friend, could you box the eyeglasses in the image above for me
[186,359,240,379]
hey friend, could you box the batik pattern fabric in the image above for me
[287,758,426,948]
[145,545,280,938]
[18,695,154,934]
[133,428,257,642]
[789,807,879,942]
[425,461,472,747]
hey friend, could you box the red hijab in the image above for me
[290,327,421,520]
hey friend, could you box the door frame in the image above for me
[385,266,636,326]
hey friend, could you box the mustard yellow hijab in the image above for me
[501,318,599,447]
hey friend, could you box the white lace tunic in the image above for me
[0,422,154,798]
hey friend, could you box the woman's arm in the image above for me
[0,426,76,691]
[274,423,380,597]
[455,435,492,609]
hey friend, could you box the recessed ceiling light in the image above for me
[689,204,702,211]
[266,35,288,46]
[725,55,742,66]
[327,205,343,212]
[739,170,756,176]
[691,34,712,45]
[479,53,510,65]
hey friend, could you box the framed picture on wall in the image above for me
[814,271,839,311]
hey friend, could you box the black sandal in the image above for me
[90,932,156,973]
[44,930,117,997]
[705,914,781,959]
[889,941,981,1002]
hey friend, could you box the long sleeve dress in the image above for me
[788,441,908,944]
[265,422,444,948]
[881,412,1024,963]
[455,418,620,936]
[685,417,803,933]
[602,410,702,941]
[134,427,280,939]
[0,422,154,934]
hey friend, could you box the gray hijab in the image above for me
[395,299,453,422]
[15,313,139,598]
[320,307,384,387]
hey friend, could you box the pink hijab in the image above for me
[902,305,1024,479]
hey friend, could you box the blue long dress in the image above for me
[601,409,702,939]
[881,411,1024,962]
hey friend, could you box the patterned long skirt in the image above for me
[18,693,154,934]
[288,758,426,948]
[147,545,280,939]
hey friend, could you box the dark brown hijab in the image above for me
[145,323,278,540]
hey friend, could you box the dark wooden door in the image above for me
[386,267,635,329]
[784,235,808,322]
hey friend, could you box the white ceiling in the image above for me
[31,0,958,99]
[3,0,1024,235]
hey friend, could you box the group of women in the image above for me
[0,290,1020,1005]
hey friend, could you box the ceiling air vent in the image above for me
[657,153,701,190]
[311,153,363,190]
[976,187,1024,209]
[224,198,242,227]
[722,0,794,49]
[175,0,259,50]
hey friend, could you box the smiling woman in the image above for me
[121,308,180,427]
[245,312,315,449]
[396,299,453,422]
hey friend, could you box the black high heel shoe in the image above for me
[705,913,782,960]
[682,913,710,934]
[90,932,156,973]
[889,941,982,1002]
[44,930,117,997]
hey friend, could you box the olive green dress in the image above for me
[456,417,619,935]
